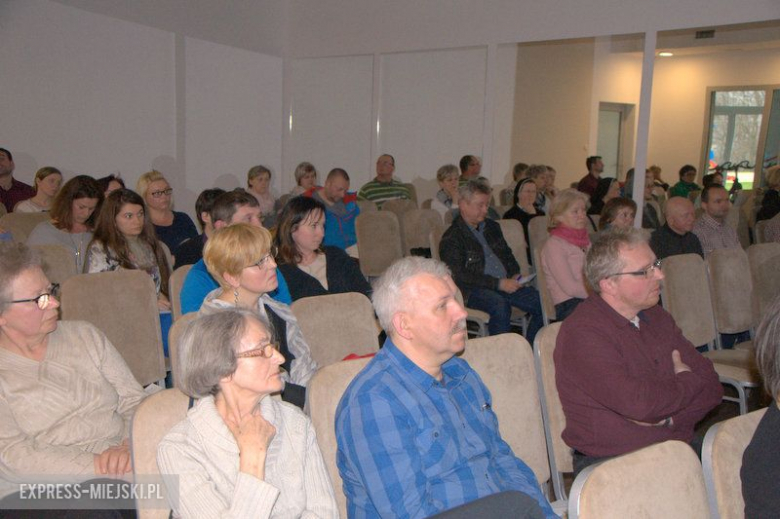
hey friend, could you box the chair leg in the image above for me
[719,377,750,415]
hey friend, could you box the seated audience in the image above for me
[598,197,637,231]
[246,165,277,228]
[650,164,669,193]
[157,309,337,519]
[500,162,530,205]
[669,164,702,199]
[540,189,590,320]
[0,243,146,485]
[200,223,316,408]
[357,154,411,208]
[641,173,661,230]
[545,165,559,199]
[137,170,197,256]
[577,155,603,197]
[336,256,556,518]
[431,164,460,219]
[290,161,318,196]
[692,184,740,257]
[84,189,171,311]
[440,180,543,341]
[650,197,703,259]
[274,196,370,302]
[503,178,544,265]
[756,165,780,222]
[173,187,226,269]
[555,227,723,477]
[27,175,103,272]
[304,168,360,252]
[0,147,35,213]
[458,154,482,184]
[14,167,62,213]
[741,293,780,518]
[528,164,552,214]
[96,174,125,196]
[587,177,620,217]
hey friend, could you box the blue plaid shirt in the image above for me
[335,339,557,518]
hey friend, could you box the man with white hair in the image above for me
[649,197,704,259]
[336,257,556,519]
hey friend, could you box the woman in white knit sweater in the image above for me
[157,308,337,519]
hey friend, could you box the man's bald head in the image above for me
[665,197,696,235]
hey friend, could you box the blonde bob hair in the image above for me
[548,188,589,230]
[136,170,167,198]
[203,223,273,289]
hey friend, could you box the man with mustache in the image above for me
[336,257,556,518]
[554,227,723,477]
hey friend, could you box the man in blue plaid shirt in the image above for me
[335,257,557,518]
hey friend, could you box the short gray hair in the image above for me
[756,293,780,399]
[584,227,650,293]
[372,256,451,336]
[0,243,42,313]
[458,178,492,201]
[177,308,275,398]
[436,164,459,182]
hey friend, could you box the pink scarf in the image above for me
[550,225,590,249]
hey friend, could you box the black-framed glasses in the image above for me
[8,284,60,310]
[250,246,278,270]
[151,188,173,198]
[236,342,280,359]
[608,259,662,279]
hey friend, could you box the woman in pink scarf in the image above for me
[540,189,591,320]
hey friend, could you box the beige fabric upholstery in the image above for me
[461,334,550,487]
[381,197,417,217]
[528,215,550,258]
[533,248,557,326]
[61,270,166,387]
[31,244,78,286]
[130,388,190,519]
[569,440,710,519]
[497,218,531,276]
[355,211,403,277]
[167,312,198,388]
[356,200,377,213]
[421,198,433,209]
[291,292,379,368]
[307,357,371,518]
[648,199,665,225]
[753,219,767,244]
[429,226,445,261]
[401,208,444,256]
[494,205,511,218]
[661,253,718,346]
[402,183,418,205]
[702,408,767,519]
[533,323,571,501]
[747,243,780,319]
[0,212,50,242]
[707,248,757,334]
[169,264,193,321]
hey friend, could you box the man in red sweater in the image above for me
[554,227,723,477]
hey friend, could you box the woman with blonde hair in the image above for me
[201,223,317,409]
[290,162,318,196]
[540,189,590,320]
[136,170,197,255]
[14,167,62,213]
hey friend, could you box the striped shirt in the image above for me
[692,213,741,257]
[357,178,410,208]
[335,339,557,519]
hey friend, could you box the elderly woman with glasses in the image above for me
[137,170,197,256]
[200,223,317,409]
[157,309,337,518]
[0,243,145,485]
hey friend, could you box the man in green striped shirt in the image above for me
[357,154,411,209]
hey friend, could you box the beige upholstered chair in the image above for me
[421,198,433,209]
[401,208,444,256]
[527,215,550,258]
[130,388,191,519]
[702,408,767,519]
[356,199,377,213]
[429,226,445,261]
[60,270,166,387]
[31,244,78,286]
[533,249,557,326]
[168,264,193,321]
[307,357,372,518]
[753,219,767,244]
[402,183,418,205]
[568,440,710,519]
[532,322,571,501]
[494,205,511,218]
[747,243,780,319]
[707,248,757,348]
[0,212,50,242]
[497,218,531,276]
[647,199,665,225]
[167,312,198,388]
[291,292,379,368]
[381,197,417,217]
[355,211,403,277]
[661,253,759,414]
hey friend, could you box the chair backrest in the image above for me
[30,244,78,286]
[307,357,372,518]
[707,248,757,334]
[497,219,530,276]
[0,212,50,242]
[355,211,403,277]
[494,205,511,218]
[401,208,444,255]
[533,248,556,326]
[421,198,433,209]
[381,197,417,217]
[702,408,767,519]
[61,270,166,386]
[747,243,780,318]
[167,312,198,388]
[402,183,418,205]
[660,253,718,347]
[569,440,710,519]
[356,200,377,213]
[528,215,550,257]
[460,334,551,487]
[130,388,190,519]
[753,219,766,244]
[169,264,193,321]
[291,293,378,368]
[648,199,665,225]
[429,226,445,261]
[499,188,514,206]
[532,322,571,501]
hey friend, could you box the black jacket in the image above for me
[649,223,704,260]
[277,245,371,302]
[439,216,519,300]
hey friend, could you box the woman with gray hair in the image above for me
[741,293,780,517]
[157,308,338,519]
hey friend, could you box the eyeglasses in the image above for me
[607,259,662,279]
[8,284,60,310]
[150,188,173,198]
[236,342,280,359]
[250,246,278,270]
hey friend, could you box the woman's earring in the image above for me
[233,288,240,306]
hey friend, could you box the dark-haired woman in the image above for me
[503,178,544,265]
[274,196,370,302]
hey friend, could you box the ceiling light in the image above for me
[658,51,674,57]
